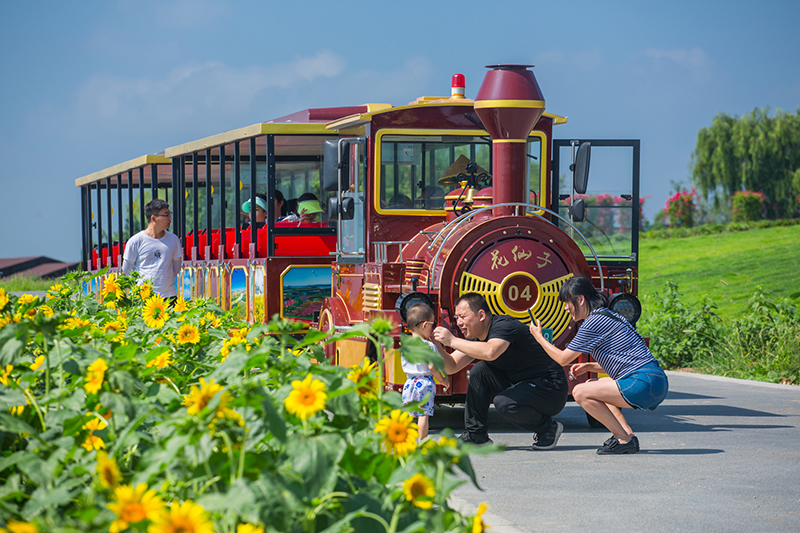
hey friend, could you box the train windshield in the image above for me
[378,134,492,211]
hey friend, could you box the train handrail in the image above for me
[373,240,415,264]
[426,203,604,292]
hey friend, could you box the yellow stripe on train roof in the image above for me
[327,101,567,130]
[75,154,171,187]
[164,122,366,158]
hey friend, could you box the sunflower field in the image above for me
[0,271,492,533]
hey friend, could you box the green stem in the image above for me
[43,332,51,397]
[55,337,64,392]
[435,460,446,533]
[237,430,247,479]
[307,492,350,524]
[22,388,46,431]
[219,430,236,485]
[372,334,385,419]
[387,503,404,533]
[357,511,391,532]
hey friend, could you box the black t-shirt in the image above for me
[473,314,565,383]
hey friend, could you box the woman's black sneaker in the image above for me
[458,431,492,445]
[532,421,563,450]
[597,436,639,454]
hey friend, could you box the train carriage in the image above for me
[76,64,642,419]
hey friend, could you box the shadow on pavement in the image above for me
[666,391,722,400]
[639,448,725,455]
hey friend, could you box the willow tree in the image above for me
[691,107,800,219]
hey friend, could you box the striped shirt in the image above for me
[567,308,656,380]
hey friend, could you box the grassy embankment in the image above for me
[0,274,54,292]
[639,224,800,320]
[638,224,800,383]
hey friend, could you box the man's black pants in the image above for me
[464,361,569,437]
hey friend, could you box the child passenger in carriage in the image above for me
[403,303,450,440]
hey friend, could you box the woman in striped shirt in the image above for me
[530,275,668,455]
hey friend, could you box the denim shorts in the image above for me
[616,363,669,411]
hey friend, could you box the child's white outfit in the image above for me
[401,339,437,416]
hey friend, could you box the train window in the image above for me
[378,133,491,212]
[556,144,636,260]
[526,134,544,207]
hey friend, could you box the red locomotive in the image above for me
[76,64,642,412]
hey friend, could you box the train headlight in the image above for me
[608,293,642,326]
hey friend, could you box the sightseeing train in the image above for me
[76,64,643,409]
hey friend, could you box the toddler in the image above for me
[402,303,451,440]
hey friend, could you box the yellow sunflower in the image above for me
[17,294,38,307]
[104,319,127,342]
[101,274,124,301]
[143,295,169,329]
[147,351,173,369]
[176,324,200,345]
[403,473,435,509]
[63,317,92,331]
[284,374,327,420]
[1,520,38,533]
[108,484,165,533]
[47,283,69,299]
[83,414,107,432]
[183,378,228,416]
[0,364,13,385]
[347,358,380,399]
[148,500,213,533]
[173,298,188,313]
[84,358,108,395]
[96,451,121,489]
[0,287,9,309]
[138,283,152,300]
[374,409,419,457]
[0,313,12,330]
[237,524,265,533]
[203,312,220,328]
[82,434,105,451]
[30,355,45,372]
[472,502,489,533]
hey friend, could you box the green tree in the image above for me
[691,107,800,220]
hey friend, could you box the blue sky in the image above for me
[1,0,798,262]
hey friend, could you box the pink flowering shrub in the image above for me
[731,190,766,222]
[663,189,697,228]
[561,194,647,234]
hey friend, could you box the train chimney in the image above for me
[474,65,545,216]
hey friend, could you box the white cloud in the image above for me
[534,51,567,65]
[43,50,347,140]
[642,47,711,70]
[636,47,714,86]
[533,49,603,70]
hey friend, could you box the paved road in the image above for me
[432,371,800,532]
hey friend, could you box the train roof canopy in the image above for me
[325,99,567,131]
[163,105,388,158]
[75,154,171,187]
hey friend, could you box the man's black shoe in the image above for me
[458,431,492,445]
[532,421,563,450]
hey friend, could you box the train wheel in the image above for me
[586,411,605,429]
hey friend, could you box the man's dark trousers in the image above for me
[464,361,568,438]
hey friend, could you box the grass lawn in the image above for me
[0,275,57,292]
[639,225,800,320]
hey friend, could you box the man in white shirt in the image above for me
[122,199,183,299]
